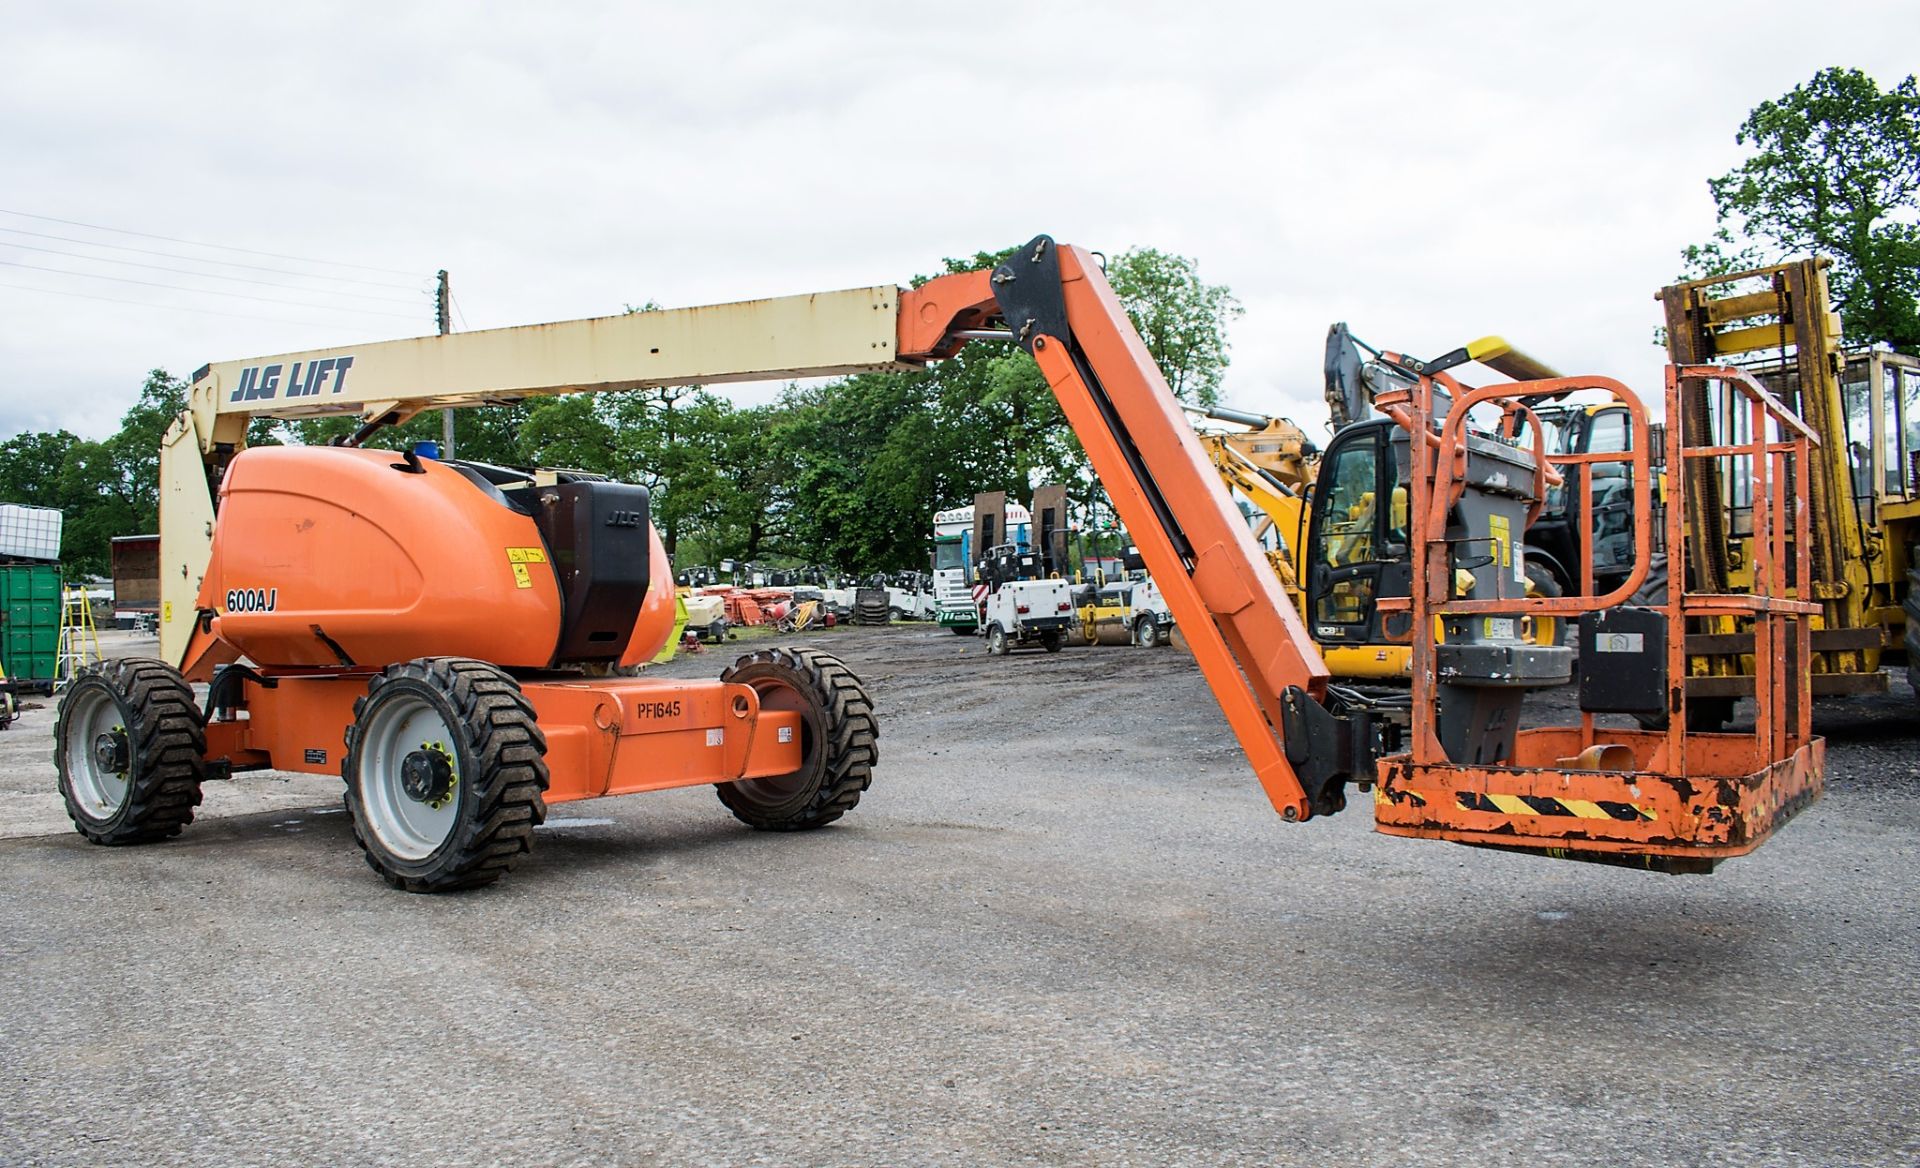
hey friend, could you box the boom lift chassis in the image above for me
[58,236,1821,889]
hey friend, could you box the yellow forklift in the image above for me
[1659,258,1917,707]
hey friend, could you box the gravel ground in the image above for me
[2,625,1916,1167]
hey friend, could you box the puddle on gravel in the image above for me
[538,817,616,830]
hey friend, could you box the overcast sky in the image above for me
[2,2,1913,444]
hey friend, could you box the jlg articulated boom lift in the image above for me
[55,237,1822,890]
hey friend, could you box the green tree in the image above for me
[0,430,82,509]
[102,369,188,521]
[1686,67,1920,351]
[762,242,1244,572]
[1105,246,1242,406]
[0,369,196,575]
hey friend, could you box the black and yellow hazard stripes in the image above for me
[1453,791,1655,822]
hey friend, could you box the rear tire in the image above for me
[716,648,876,831]
[950,625,973,636]
[55,658,205,845]
[344,658,548,893]
[987,624,1009,656]
[1041,630,1063,653]
[1132,616,1157,648]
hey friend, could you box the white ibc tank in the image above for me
[0,504,62,561]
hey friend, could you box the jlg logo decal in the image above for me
[228,356,356,402]
[226,588,278,613]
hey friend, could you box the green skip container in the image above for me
[0,563,62,690]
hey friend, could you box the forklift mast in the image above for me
[1659,257,1912,699]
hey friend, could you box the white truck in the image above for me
[1129,577,1174,646]
[931,501,1032,634]
[981,577,1077,655]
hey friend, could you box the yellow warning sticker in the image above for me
[510,563,534,589]
[1487,513,1511,570]
[505,547,548,564]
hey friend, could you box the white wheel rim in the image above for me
[64,686,130,819]
[359,694,462,861]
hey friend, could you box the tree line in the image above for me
[0,245,1241,578]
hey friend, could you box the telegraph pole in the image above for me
[435,269,454,456]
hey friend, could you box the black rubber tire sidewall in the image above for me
[342,659,548,893]
[715,648,875,831]
[55,676,137,835]
[346,676,479,881]
[53,659,206,845]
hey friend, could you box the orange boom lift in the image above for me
[54,237,1822,889]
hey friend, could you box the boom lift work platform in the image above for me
[55,237,1822,889]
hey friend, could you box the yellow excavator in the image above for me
[1194,328,1570,678]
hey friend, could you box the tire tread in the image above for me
[55,658,206,845]
[715,647,876,831]
[344,657,548,893]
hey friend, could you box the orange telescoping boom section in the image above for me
[54,235,1820,892]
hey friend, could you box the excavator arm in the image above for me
[164,235,1380,821]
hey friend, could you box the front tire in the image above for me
[344,658,548,893]
[987,624,1009,656]
[716,648,876,831]
[55,658,205,845]
[1132,616,1158,648]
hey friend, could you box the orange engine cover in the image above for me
[198,446,671,670]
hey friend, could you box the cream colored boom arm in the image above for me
[160,283,956,660]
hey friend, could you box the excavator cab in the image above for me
[1304,420,1410,645]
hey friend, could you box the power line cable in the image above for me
[0,240,428,306]
[0,259,420,319]
[0,279,382,330]
[449,290,471,331]
[0,225,427,292]
[0,208,421,277]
